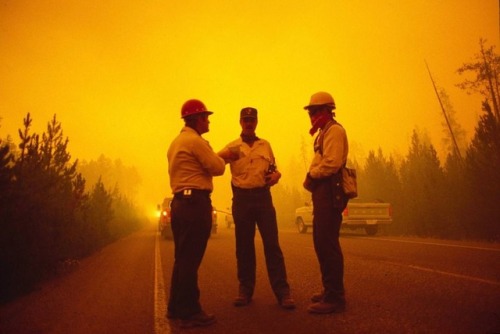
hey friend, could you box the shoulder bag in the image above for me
[317,121,358,199]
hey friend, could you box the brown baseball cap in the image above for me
[240,107,257,119]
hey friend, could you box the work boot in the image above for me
[179,311,216,328]
[307,301,346,314]
[233,294,252,307]
[279,295,296,310]
[310,293,324,303]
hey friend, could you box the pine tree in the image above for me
[457,39,500,121]
[464,101,500,240]
[360,149,402,233]
[400,130,444,237]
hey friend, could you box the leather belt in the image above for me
[174,189,211,198]
[231,185,270,194]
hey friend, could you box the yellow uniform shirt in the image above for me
[309,122,348,178]
[167,126,225,194]
[223,137,276,189]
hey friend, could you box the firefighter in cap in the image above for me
[166,99,236,328]
[303,91,349,314]
[219,107,295,310]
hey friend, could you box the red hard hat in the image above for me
[181,99,213,118]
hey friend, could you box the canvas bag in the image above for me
[317,120,358,199]
[341,167,358,199]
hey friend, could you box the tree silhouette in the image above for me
[78,154,141,201]
[464,101,500,240]
[360,148,401,202]
[359,149,402,233]
[437,88,467,158]
[457,39,500,120]
[0,113,145,302]
[400,130,444,237]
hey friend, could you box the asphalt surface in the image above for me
[1,224,499,333]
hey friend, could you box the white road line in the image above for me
[382,260,500,286]
[362,237,500,252]
[154,232,170,334]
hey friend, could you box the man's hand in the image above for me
[265,170,281,186]
[303,173,314,192]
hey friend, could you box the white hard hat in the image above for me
[304,91,336,110]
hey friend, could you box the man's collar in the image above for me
[240,133,259,144]
[182,126,201,135]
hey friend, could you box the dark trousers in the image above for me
[232,187,290,300]
[312,180,347,303]
[167,192,212,318]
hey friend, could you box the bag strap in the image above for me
[316,119,337,156]
[316,120,347,170]
[316,120,344,157]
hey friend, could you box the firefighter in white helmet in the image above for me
[166,99,236,328]
[303,91,349,314]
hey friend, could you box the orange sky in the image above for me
[0,0,498,215]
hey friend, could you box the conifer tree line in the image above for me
[273,40,499,242]
[0,114,145,302]
[0,40,498,303]
[358,40,500,241]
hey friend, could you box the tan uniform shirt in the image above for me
[167,126,225,194]
[309,121,348,178]
[223,137,276,189]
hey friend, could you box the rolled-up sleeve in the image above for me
[192,138,226,176]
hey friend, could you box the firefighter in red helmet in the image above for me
[180,99,213,118]
[166,99,236,328]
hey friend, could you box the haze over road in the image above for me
[1,1,498,212]
[1,225,499,333]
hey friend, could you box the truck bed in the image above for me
[295,200,392,235]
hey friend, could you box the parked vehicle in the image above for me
[224,209,259,230]
[221,207,234,228]
[158,197,218,239]
[294,199,392,236]
[225,212,234,229]
[157,197,173,239]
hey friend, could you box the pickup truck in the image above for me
[294,199,392,236]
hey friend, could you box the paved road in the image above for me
[1,225,499,333]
